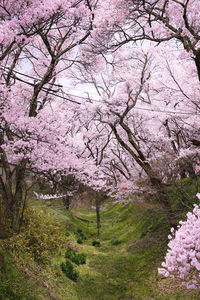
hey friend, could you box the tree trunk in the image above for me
[95,193,101,236]
[149,176,174,224]
[179,161,196,179]
[194,50,200,82]
[0,162,26,237]
[63,195,70,210]
[11,188,23,231]
[11,162,26,231]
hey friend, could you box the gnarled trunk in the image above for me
[0,161,26,238]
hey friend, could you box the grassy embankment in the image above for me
[0,177,200,299]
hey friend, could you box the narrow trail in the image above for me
[65,203,169,300]
[1,197,200,300]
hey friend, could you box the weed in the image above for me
[92,240,101,247]
[77,238,83,244]
[61,260,78,281]
[76,228,87,241]
[65,247,76,261]
[65,248,86,265]
[111,239,122,246]
[73,253,86,265]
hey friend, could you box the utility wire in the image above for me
[132,106,198,115]
[56,89,200,115]
[1,66,62,89]
[1,66,93,100]
[2,66,98,98]
[1,66,200,115]
[0,67,81,104]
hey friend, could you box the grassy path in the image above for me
[63,203,171,299]
[63,202,200,299]
[1,197,200,299]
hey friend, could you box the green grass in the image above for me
[70,203,168,299]
[0,249,40,300]
[1,184,200,299]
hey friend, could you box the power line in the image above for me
[1,66,98,99]
[1,67,81,105]
[1,66,62,89]
[133,105,198,115]
[1,66,93,101]
[58,82,99,95]
[59,87,199,115]
[56,89,200,115]
[1,67,200,116]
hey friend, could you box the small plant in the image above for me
[65,248,86,265]
[111,239,122,246]
[77,238,83,244]
[92,240,101,247]
[65,248,76,261]
[65,230,70,237]
[61,260,78,281]
[76,228,87,241]
[73,253,86,265]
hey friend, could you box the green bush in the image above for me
[65,230,70,237]
[1,208,67,265]
[76,228,87,241]
[61,260,78,281]
[111,239,122,246]
[77,238,83,244]
[65,248,86,265]
[65,248,76,261]
[92,240,101,247]
[73,253,86,265]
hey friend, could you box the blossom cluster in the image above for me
[158,194,200,289]
[34,192,64,200]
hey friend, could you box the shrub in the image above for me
[77,229,82,234]
[92,240,101,247]
[61,260,78,281]
[65,248,86,265]
[76,229,87,241]
[73,253,86,265]
[77,238,83,244]
[65,230,70,237]
[2,207,67,264]
[111,239,122,246]
[65,248,76,261]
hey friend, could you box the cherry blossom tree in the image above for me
[90,0,200,79]
[158,194,200,289]
[70,38,200,216]
[151,46,200,179]
[70,47,171,208]
[0,0,106,234]
[0,0,199,240]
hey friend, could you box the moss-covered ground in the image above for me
[0,178,200,299]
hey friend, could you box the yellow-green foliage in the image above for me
[0,207,67,264]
